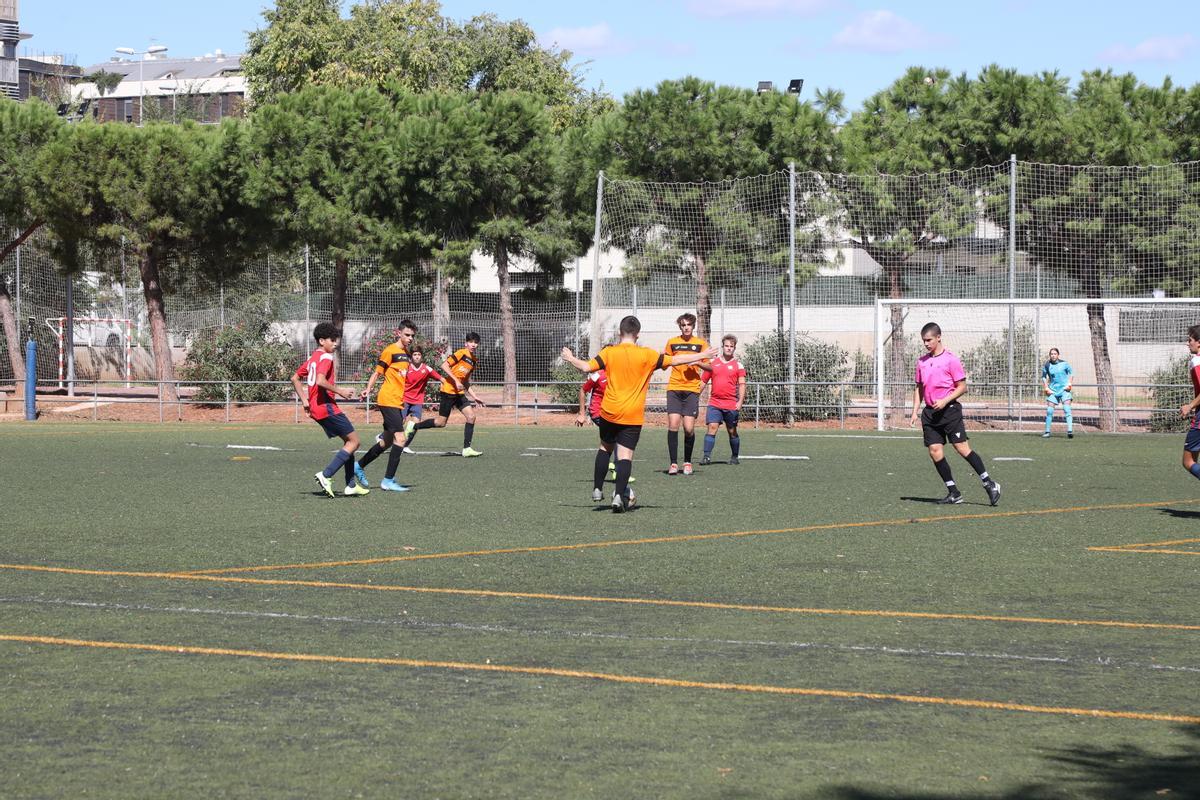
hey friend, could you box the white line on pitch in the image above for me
[526,447,598,452]
[776,434,921,440]
[736,455,810,461]
[993,457,1035,462]
[5,595,1198,676]
[186,442,297,452]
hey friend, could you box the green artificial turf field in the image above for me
[1,421,1198,798]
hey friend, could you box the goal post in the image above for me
[45,317,134,389]
[874,298,1200,432]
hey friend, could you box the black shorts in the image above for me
[438,393,472,417]
[379,406,406,433]
[921,402,969,446]
[666,390,700,416]
[591,415,603,427]
[597,417,642,450]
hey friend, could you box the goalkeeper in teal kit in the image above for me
[1041,348,1073,438]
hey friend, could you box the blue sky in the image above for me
[23,0,1200,109]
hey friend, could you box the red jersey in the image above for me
[702,357,746,410]
[1190,355,1200,430]
[296,348,340,420]
[581,370,607,418]
[403,363,444,405]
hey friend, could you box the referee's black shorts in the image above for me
[921,401,969,446]
[597,417,642,450]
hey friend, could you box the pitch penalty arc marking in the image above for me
[2,634,1196,726]
[182,497,1200,576]
[3,563,1199,633]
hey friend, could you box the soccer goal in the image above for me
[873,298,1200,432]
[45,317,134,388]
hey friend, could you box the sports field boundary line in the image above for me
[1089,535,1200,557]
[180,497,1200,576]
[3,562,1198,633]
[3,633,1197,725]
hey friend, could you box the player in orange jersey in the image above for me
[562,316,715,512]
[663,313,710,475]
[409,332,487,457]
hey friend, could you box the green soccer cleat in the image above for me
[404,417,417,437]
[462,447,483,458]
[343,483,369,497]
[314,472,335,498]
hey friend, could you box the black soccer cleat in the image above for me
[699,456,712,466]
[1067,432,1074,439]
[729,456,739,465]
[936,492,964,505]
[985,481,1001,507]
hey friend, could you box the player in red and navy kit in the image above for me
[290,322,368,497]
[575,367,628,499]
[399,345,446,451]
[1180,324,1200,482]
[909,322,999,506]
[699,335,747,465]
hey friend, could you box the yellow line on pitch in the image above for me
[1089,547,1200,556]
[183,498,1200,575]
[3,633,1197,725]
[2,562,1198,632]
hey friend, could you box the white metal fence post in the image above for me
[1007,154,1017,424]
[787,161,797,425]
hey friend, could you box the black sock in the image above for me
[615,459,633,499]
[358,441,386,468]
[385,445,403,480]
[464,423,475,448]
[933,458,958,493]
[594,450,610,490]
[964,451,989,481]
[667,430,679,464]
[343,454,355,485]
[414,418,437,430]
[683,433,695,462]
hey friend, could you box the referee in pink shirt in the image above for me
[909,322,1001,506]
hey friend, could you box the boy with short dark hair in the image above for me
[356,320,417,492]
[909,322,1000,506]
[291,322,368,497]
[410,332,487,457]
[663,312,710,475]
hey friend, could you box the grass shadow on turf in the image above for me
[901,496,991,506]
[824,726,1200,800]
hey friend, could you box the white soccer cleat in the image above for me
[343,483,369,497]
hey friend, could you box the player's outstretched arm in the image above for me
[668,346,719,367]
[560,347,594,373]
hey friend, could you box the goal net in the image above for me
[873,298,1200,433]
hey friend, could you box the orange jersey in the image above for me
[440,347,477,395]
[664,335,709,391]
[372,342,411,408]
[588,342,673,426]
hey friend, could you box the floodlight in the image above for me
[786,79,804,95]
[756,81,774,94]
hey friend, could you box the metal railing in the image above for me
[12,378,1191,433]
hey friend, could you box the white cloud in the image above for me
[830,10,947,53]
[687,0,835,19]
[1099,34,1196,63]
[540,23,632,56]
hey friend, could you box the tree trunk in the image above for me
[432,265,450,347]
[1086,302,1118,432]
[332,257,348,333]
[886,263,907,428]
[694,252,712,343]
[496,244,517,407]
[139,244,178,403]
[0,221,42,391]
[0,279,24,391]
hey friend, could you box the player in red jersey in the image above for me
[575,367,629,499]
[290,322,368,497]
[699,335,747,465]
[398,345,446,451]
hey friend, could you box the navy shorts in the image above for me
[706,407,740,427]
[1185,427,1200,453]
[403,402,424,420]
[316,411,355,439]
